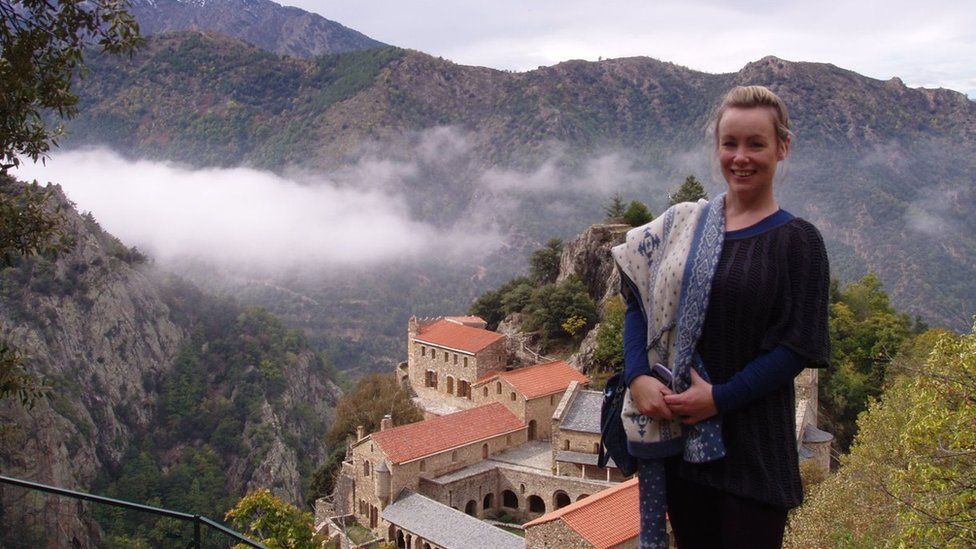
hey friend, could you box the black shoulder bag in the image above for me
[597,370,636,476]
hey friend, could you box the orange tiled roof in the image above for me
[414,319,504,353]
[478,361,589,399]
[524,478,639,549]
[371,403,524,463]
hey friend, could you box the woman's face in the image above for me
[717,107,789,198]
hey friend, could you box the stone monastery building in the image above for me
[322,315,831,548]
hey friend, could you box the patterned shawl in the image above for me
[610,194,728,548]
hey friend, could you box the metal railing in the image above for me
[0,474,269,548]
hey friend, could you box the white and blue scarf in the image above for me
[610,194,728,548]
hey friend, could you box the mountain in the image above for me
[62,32,976,346]
[130,0,385,58]
[0,175,341,546]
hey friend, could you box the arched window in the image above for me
[482,443,489,459]
[577,494,590,502]
[444,351,449,362]
[553,491,571,509]
[564,439,570,450]
[502,490,518,509]
[483,386,488,397]
[420,346,425,357]
[520,483,525,494]
[451,450,458,462]
[464,357,468,367]
[420,459,426,472]
[464,500,477,516]
[363,460,370,477]
[483,493,494,511]
[496,381,502,394]
[528,495,546,513]
[453,353,458,364]
[510,392,516,401]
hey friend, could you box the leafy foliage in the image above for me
[821,273,920,451]
[529,238,563,285]
[226,489,317,549]
[622,200,653,227]
[0,0,140,170]
[786,325,976,547]
[523,277,597,345]
[668,175,707,206]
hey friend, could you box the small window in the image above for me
[550,394,555,405]
[564,439,570,450]
[453,353,458,365]
[464,357,468,367]
[496,381,502,394]
[444,351,449,362]
[363,460,370,477]
[510,392,516,401]
[483,386,488,397]
[593,442,599,453]
[506,434,512,445]
[420,460,426,472]
[421,346,426,357]
[451,450,458,462]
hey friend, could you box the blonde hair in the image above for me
[713,85,792,146]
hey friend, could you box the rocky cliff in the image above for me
[0,176,340,545]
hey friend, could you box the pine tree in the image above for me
[668,175,707,206]
[603,193,627,221]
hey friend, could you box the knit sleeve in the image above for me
[761,220,831,368]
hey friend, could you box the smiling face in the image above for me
[717,106,790,200]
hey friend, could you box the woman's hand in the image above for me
[663,369,718,425]
[629,374,674,420]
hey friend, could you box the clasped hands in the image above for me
[629,369,717,425]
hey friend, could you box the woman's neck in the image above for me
[724,191,779,231]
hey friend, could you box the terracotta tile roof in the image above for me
[524,478,639,549]
[414,319,504,353]
[371,403,524,463]
[477,361,589,399]
[444,316,487,328]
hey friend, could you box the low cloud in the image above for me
[14,148,502,270]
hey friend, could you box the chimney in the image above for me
[380,414,393,431]
[356,425,365,441]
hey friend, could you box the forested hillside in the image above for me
[60,31,976,364]
[0,176,340,546]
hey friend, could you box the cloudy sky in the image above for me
[285,0,976,98]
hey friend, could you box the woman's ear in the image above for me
[778,137,791,161]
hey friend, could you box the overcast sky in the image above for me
[284,0,976,98]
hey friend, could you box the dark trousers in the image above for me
[665,460,788,549]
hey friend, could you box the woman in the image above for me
[613,86,830,548]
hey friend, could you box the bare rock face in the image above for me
[568,322,601,372]
[556,223,629,308]
[0,178,340,545]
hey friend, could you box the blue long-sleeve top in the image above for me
[622,290,805,413]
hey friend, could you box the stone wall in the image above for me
[525,520,592,549]
[345,426,528,536]
[406,331,507,412]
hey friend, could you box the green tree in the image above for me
[0,0,140,406]
[785,326,976,547]
[622,200,653,227]
[529,238,563,284]
[325,373,423,448]
[0,0,141,170]
[226,489,317,549]
[592,298,625,371]
[822,273,913,451]
[668,175,707,206]
[524,277,597,343]
[603,193,626,221]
